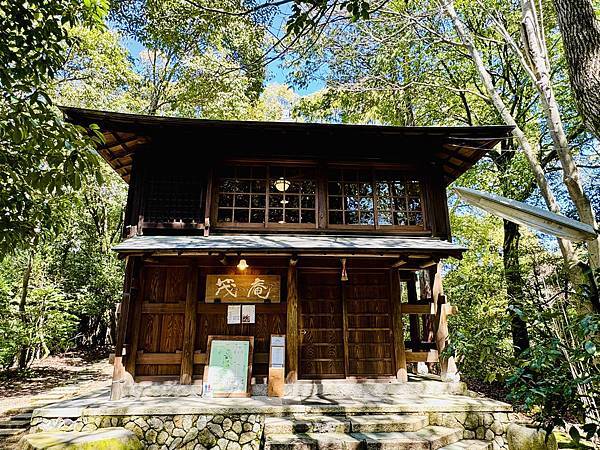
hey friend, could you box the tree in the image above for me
[552,0,600,141]
[110,0,268,117]
[0,0,108,255]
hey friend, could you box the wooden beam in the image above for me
[180,263,199,385]
[406,275,420,350]
[390,268,407,382]
[341,275,350,378]
[401,303,457,315]
[286,258,299,383]
[430,263,458,381]
[405,350,439,363]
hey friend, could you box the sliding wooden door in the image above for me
[298,271,345,379]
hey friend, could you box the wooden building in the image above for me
[63,107,512,400]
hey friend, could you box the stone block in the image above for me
[18,427,142,450]
[507,424,557,450]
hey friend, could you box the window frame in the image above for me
[325,166,428,232]
[211,162,319,230]
[210,161,430,233]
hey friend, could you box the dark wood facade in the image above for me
[63,107,512,399]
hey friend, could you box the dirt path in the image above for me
[0,352,112,447]
[0,352,112,418]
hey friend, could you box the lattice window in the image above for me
[216,165,317,226]
[328,168,424,228]
[144,172,204,223]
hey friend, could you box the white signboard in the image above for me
[241,305,255,324]
[227,305,241,324]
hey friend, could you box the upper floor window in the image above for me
[216,165,317,226]
[214,164,425,230]
[327,168,424,228]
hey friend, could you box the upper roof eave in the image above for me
[61,106,514,185]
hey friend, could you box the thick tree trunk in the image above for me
[520,0,600,272]
[552,0,600,141]
[442,0,597,311]
[503,220,530,355]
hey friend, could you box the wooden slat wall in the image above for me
[136,265,187,377]
[193,267,287,379]
[299,271,345,379]
[345,272,394,377]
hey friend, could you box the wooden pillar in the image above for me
[406,275,420,349]
[419,270,434,343]
[111,257,139,400]
[390,268,408,382]
[430,263,458,381]
[285,258,298,383]
[124,259,143,380]
[180,263,199,384]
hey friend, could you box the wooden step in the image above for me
[438,441,492,450]
[349,415,429,433]
[354,426,463,450]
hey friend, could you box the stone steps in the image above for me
[438,441,491,450]
[265,426,465,450]
[285,379,468,398]
[0,418,31,429]
[265,415,429,435]
[0,428,24,438]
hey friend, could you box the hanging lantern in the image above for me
[237,258,249,271]
[274,177,291,192]
[341,258,348,281]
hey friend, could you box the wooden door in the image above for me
[345,271,394,377]
[298,271,345,379]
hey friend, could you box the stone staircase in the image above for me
[264,413,491,450]
[0,407,35,442]
[0,384,84,445]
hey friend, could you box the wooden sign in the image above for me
[203,336,254,398]
[205,275,280,303]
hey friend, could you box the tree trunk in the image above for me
[503,220,530,355]
[441,0,596,311]
[552,0,600,141]
[17,250,34,369]
[520,0,600,272]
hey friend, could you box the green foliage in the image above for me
[0,161,126,369]
[0,0,108,255]
[444,212,514,382]
[507,309,600,439]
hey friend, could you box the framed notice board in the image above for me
[203,336,254,398]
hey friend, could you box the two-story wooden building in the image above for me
[63,107,512,400]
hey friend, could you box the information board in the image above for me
[203,336,253,398]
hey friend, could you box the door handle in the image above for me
[301,329,307,335]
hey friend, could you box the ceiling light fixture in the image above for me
[274,177,291,192]
[237,258,249,271]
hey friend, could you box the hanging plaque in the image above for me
[205,275,280,303]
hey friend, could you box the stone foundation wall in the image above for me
[429,411,518,450]
[31,414,264,450]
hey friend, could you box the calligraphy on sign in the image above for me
[205,275,281,303]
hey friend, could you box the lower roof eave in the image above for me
[112,234,467,261]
